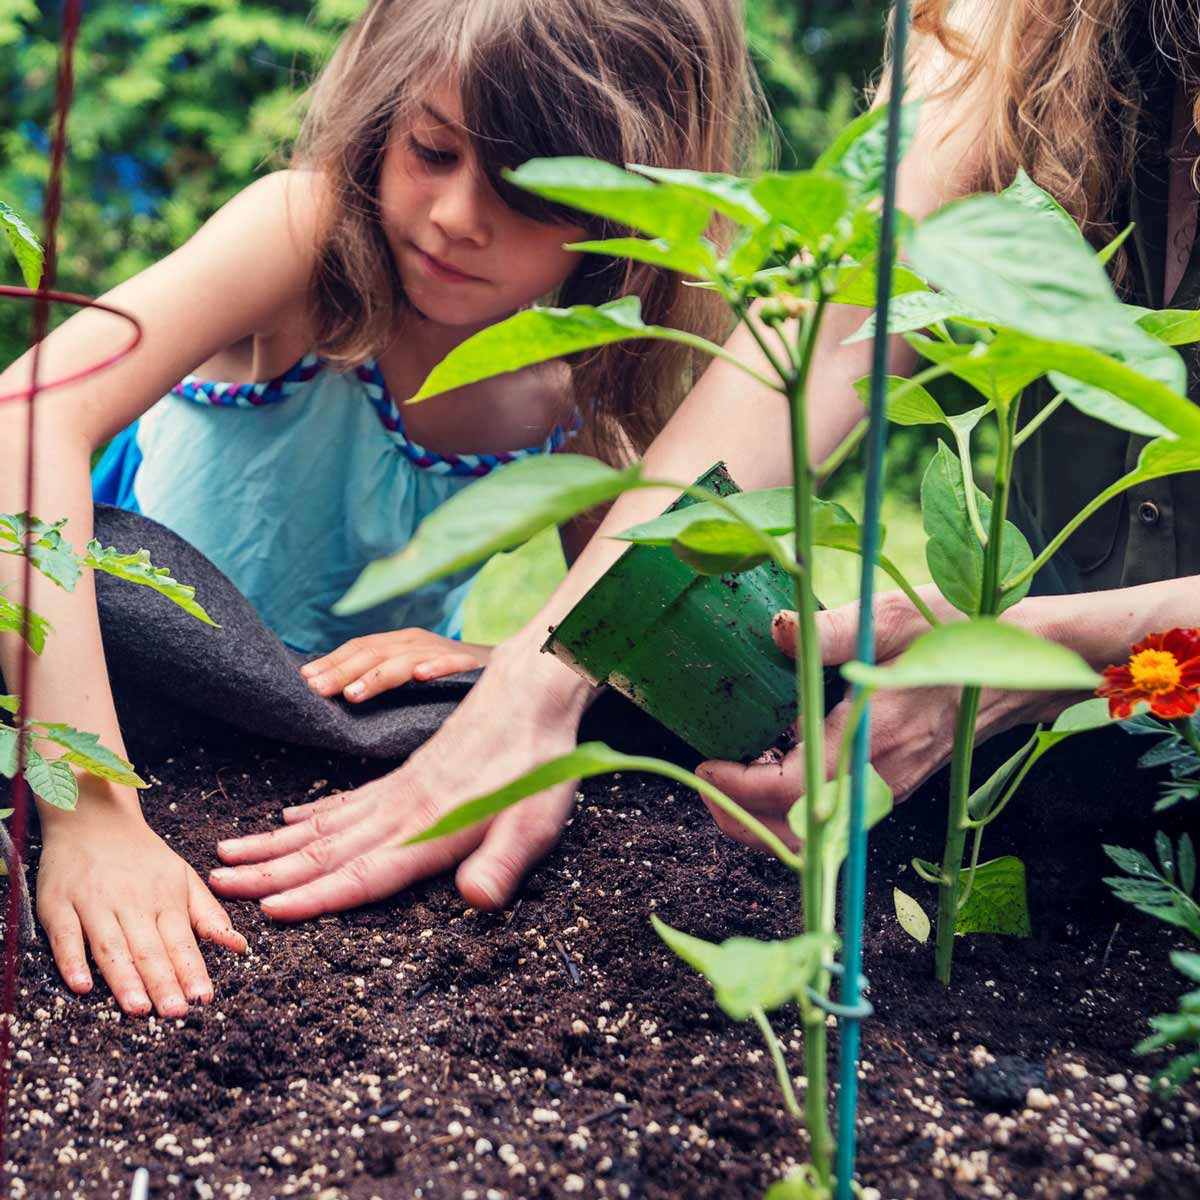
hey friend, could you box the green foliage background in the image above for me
[1,0,932,642]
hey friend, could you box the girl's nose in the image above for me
[429,172,492,248]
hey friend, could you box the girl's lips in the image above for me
[415,247,483,284]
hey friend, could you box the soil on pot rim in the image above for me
[3,710,1198,1199]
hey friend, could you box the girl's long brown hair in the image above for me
[293,0,767,462]
[902,0,1200,262]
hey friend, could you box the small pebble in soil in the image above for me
[966,1054,1048,1111]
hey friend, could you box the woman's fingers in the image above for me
[157,908,213,1003]
[118,913,189,1017]
[38,898,92,995]
[77,911,151,1016]
[217,797,364,865]
[456,788,575,910]
[280,790,358,825]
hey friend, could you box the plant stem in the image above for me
[753,1007,803,1122]
[933,400,1017,984]
[877,555,941,627]
[787,293,835,1182]
[1013,392,1066,450]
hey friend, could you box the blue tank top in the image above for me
[92,354,572,654]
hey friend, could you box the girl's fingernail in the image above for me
[130,991,151,1011]
[68,972,90,990]
[345,682,364,697]
[210,867,233,882]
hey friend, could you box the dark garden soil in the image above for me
[4,704,1199,1200]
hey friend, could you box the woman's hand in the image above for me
[211,632,592,919]
[301,630,490,702]
[695,587,1078,851]
[36,779,247,1016]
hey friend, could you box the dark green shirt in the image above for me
[1012,45,1200,593]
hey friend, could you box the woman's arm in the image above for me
[0,170,322,1013]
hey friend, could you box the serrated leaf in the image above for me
[842,618,1102,692]
[956,856,1031,937]
[0,591,50,654]
[0,199,43,288]
[650,915,832,1020]
[1157,831,1177,882]
[24,751,78,810]
[36,724,146,787]
[84,543,216,626]
[0,513,83,591]
[338,457,643,613]
[894,888,931,943]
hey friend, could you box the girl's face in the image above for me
[379,85,588,328]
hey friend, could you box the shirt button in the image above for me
[1138,501,1161,526]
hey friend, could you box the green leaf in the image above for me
[23,750,78,810]
[842,618,1103,691]
[906,195,1122,348]
[749,171,851,247]
[0,513,83,591]
[505,158,713,242]
[904,333,1044,409]
[894,888,931,943]
[831,260,928,307]
[920,442,1033,615]
[83,543,217,626]
[967,732,1037,823]
[564,236,716,278]
[956,856,1032,937]
[626,165,767,226]
[787,763,893,876]
[0,695,18,714]
[337,457,643,613]
[36,723,147,787]
[1181,834,1196,896]
[1137,309,1200,346]
[856,375,949,427]
[1097,223,1134,267]
[0,724,18,778]
[763,1168,831,1200]
[815,102,921,197]
[411,297,718,402]
[671,519,772,576]
[844,289,967,344]
[404,742,647,843]
[0,199,43,288]
[1001,168,1084,244]
[0,591,50,654]
[616,488,797,544]
[650,915,832,1021]
[1047,369,1175,440]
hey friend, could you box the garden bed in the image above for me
[5,714,1199,1199]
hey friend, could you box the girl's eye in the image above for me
[409,136,457,168]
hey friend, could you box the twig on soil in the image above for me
[1101,922,1121,972]
[0,822,35,945]
[577,1101,631,1126]
[199,768,232,806]
[554,936,582,986]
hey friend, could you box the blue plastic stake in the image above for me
[834,4,910,1198]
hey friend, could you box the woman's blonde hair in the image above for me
[292,0,767,462]
[902,0,1199,268]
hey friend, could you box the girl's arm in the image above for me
[0,169,323,1014]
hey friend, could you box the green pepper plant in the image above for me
[326,102,1200,1195]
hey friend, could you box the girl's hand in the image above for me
[210,633,591,919]
[36,781,247,1016]
[301,630,489,702]
[695,588,1076,851]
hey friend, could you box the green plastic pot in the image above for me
[544,463,805,761]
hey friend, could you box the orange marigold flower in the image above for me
[1097,628,1200,720]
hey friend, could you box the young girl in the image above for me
[207,0,1200,923]
[0,0,764,1017]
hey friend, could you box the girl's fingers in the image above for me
[118,913,189,1018]
[281,790,357,824]
[217,798,363,865]
[40,900,92,994]
[157,909,213,1003]
[412,651,481,681]
[304,649,382,696]
[343,652,429,701]
[186,871,248,953]
[78,911,151,1016]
